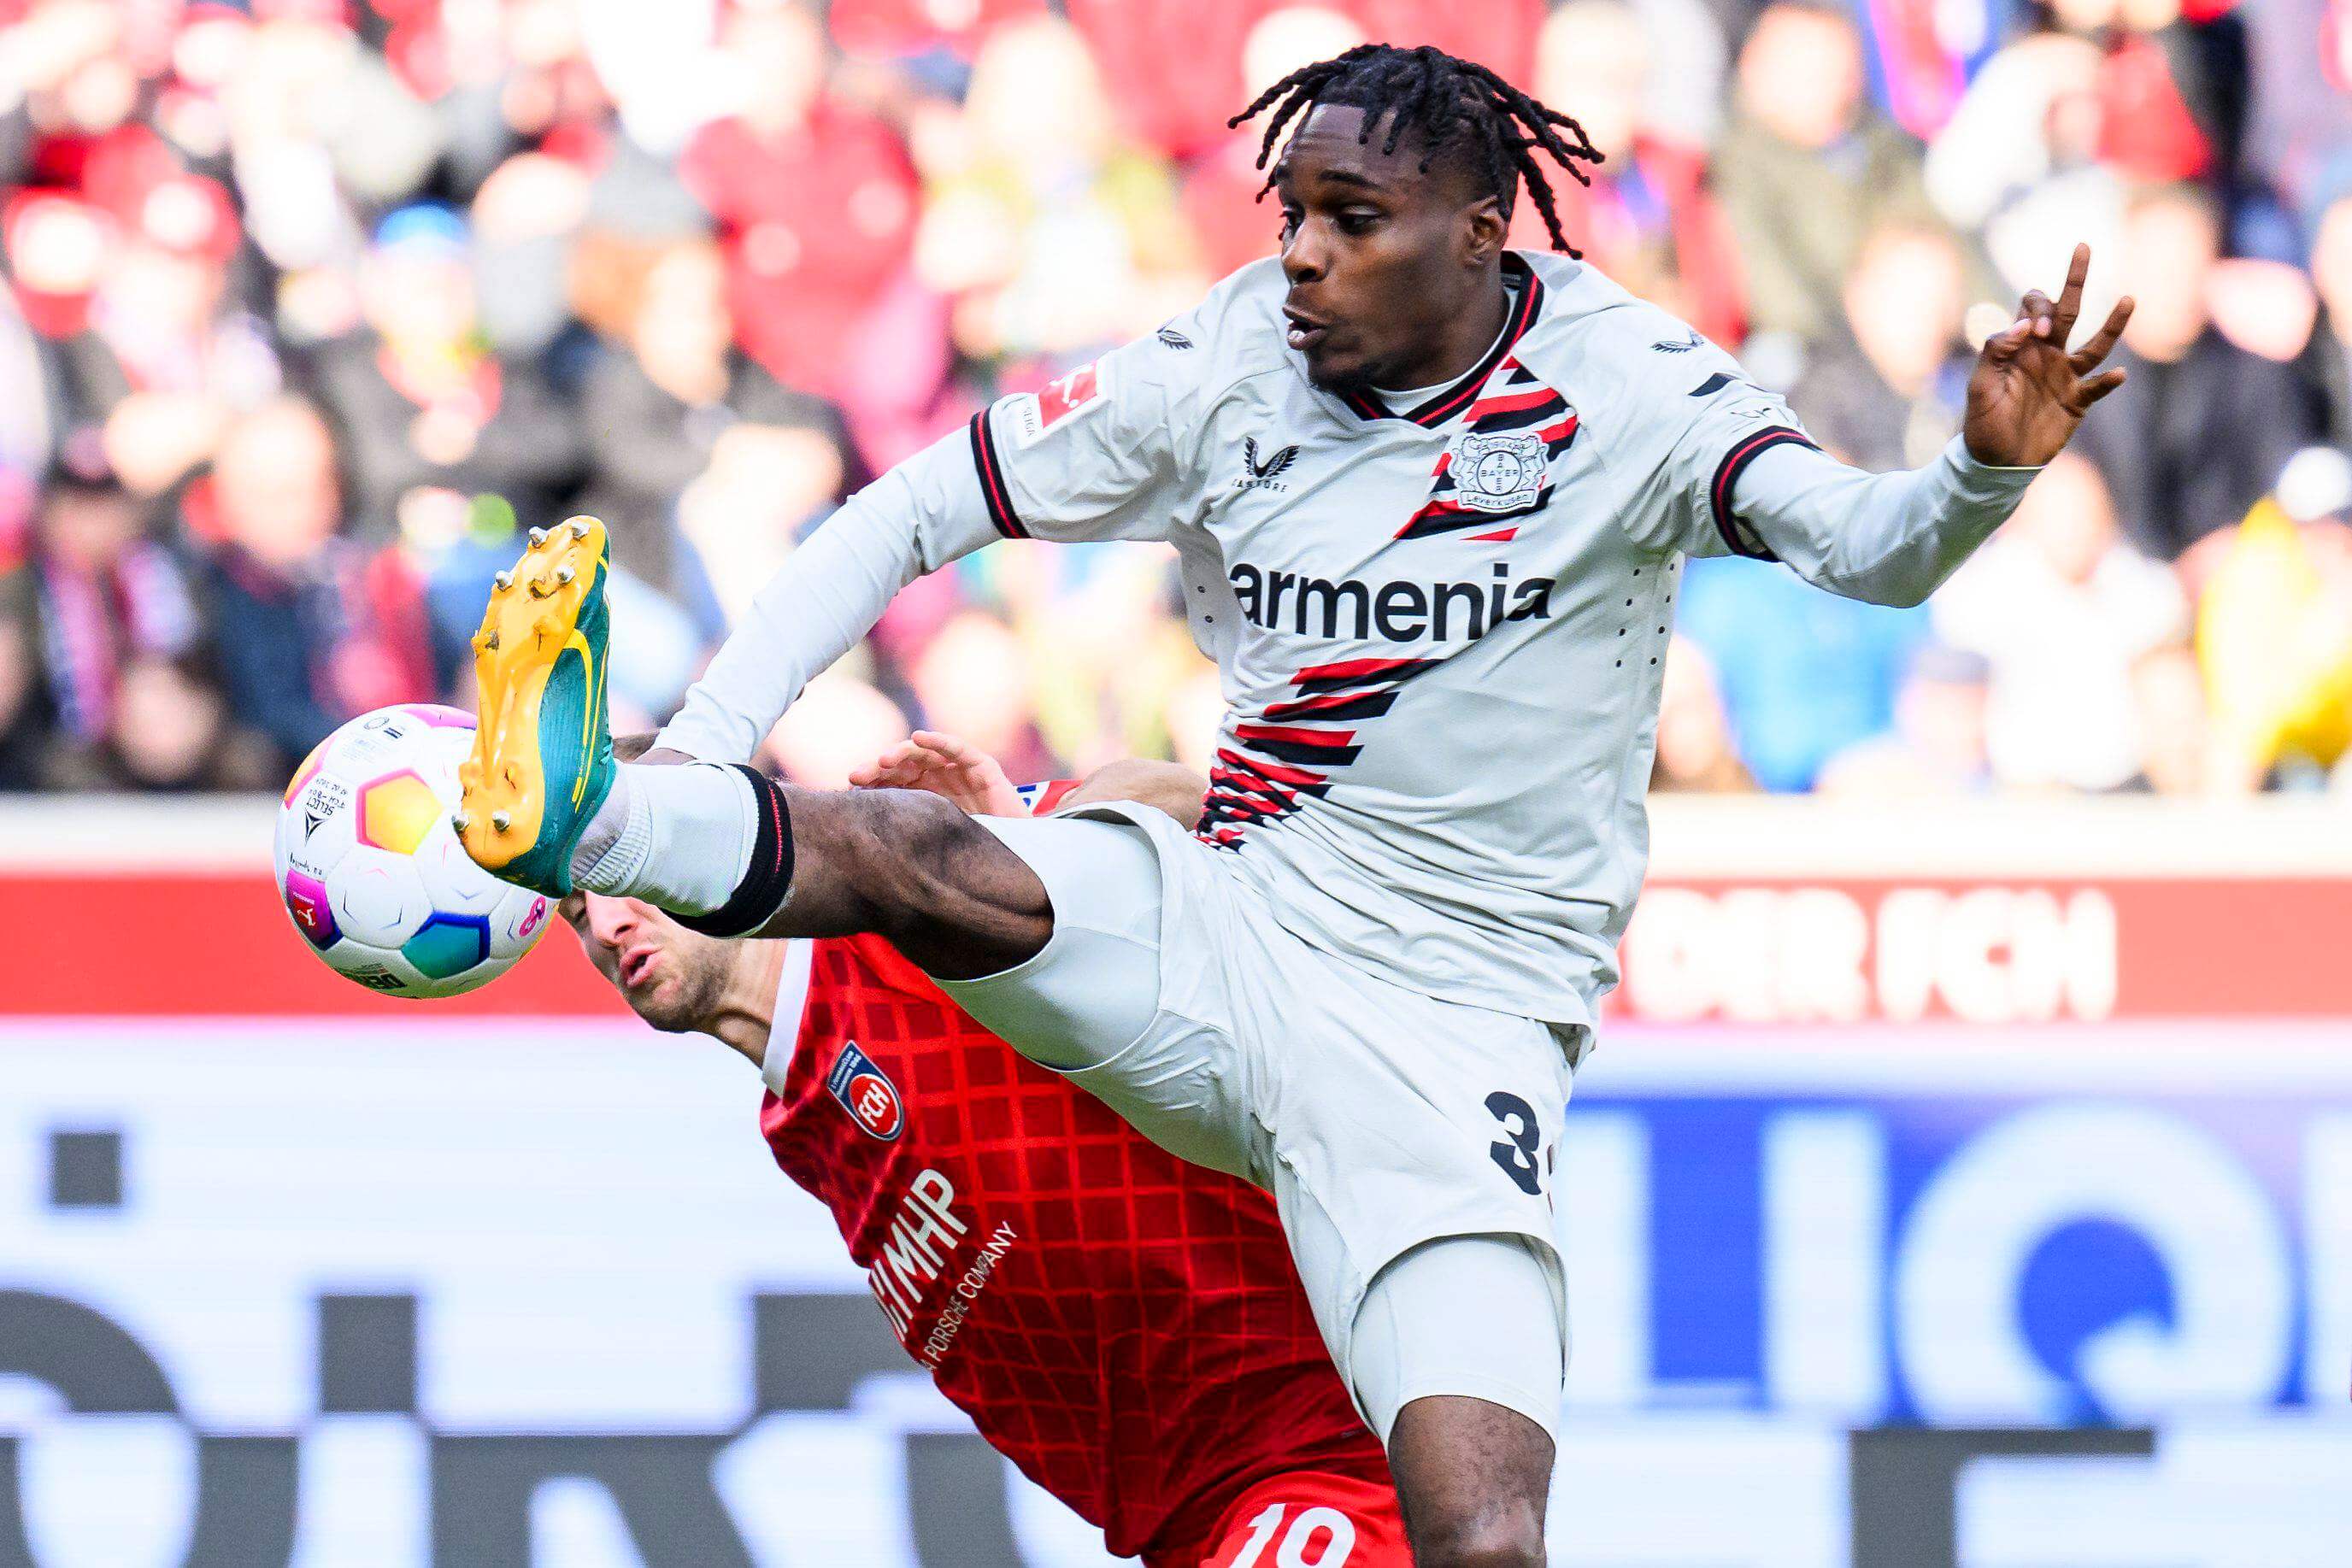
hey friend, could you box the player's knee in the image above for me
[1404,1506,1545,1568]
[1387,1393,1553,1568]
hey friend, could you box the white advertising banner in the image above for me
[5,1023,2349,1565]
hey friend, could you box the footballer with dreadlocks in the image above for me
[458,44,2133,1566]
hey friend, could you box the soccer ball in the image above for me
[273,704,551,999]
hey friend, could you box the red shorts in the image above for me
[1192,1469,1411,1567]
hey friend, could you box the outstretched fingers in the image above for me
[850,738,931,790]
[908,730,985,768]
[2070,296,2134,373]
[2049,242,2090,343]
[2076,367,2128,408]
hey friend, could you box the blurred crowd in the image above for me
[3,0,2350,800]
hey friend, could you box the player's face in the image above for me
[560,892,735,1033]
[1273,104,1505,392]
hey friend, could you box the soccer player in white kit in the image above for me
[456,45,2133,1565]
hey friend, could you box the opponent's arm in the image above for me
[1718,245,2134,608]
[1059,759,1208,830]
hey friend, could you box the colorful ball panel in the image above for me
[402,912,491,980]
[283,867,339,950]
[358,770,442,856]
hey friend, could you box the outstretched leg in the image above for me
[725,778,1054,978]
[456,518,1054,979]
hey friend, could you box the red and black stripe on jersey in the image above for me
[1201,656,1440,847]
[968,409,1026,539]
[1337,254,1548,429]
[1708,424,1818,561]
[1396,358,1581,543]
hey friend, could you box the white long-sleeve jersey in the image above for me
[660,253,2037,1027]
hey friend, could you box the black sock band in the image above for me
[677,766,795,938]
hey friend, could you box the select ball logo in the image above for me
[826,1042,904,1142]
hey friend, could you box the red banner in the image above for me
[4,866,2345,1021]
[2,872,624,1017]
[4,797,2347,1021]
[1620,876,2352,1025]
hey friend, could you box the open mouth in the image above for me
[1283,308,1329,352]
[620,947,661,989]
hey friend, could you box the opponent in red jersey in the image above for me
[560,733,1408,1568]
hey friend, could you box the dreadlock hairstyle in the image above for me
[1228,44,1606,257]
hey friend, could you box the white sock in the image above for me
[574,761,760,915]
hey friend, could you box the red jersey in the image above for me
[758,928,1396,1565]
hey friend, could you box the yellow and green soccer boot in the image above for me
[455,516,615,896]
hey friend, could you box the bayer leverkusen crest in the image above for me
[826,1041,905,1142]
[1451,430,1548,513]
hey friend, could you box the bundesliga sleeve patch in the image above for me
[1003,358,1110,449]
[826,1041,906,1141]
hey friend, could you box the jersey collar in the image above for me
[1336,254,1546,429]
[760,937,815,1096]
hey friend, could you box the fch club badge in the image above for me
[826,1042,906,1142]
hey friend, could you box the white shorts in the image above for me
[935,802,1577,1441]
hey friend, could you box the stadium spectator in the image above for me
[2042,0,2249,188]
[1814,643,1995,798]
[577,238,830,596]
[2128,643,2213,796]
[1932,452,2189,791]
[673,414,853,630]
[0,0,2343,806]
[309,206,585,542]
[1674,556,1928,792]
[2070,183,2308,567]
[11,438,203,782]
[95,648,276,793]
[679,0,920,402]
[908,609,1058,786]
[915,15,1199,367]
[2242,0,2352,214]
[1712,1,1945,344]
[0,594,48,790]
[1788,220,1974,470]
[1178,6,1366,281]
[765,667,914,789]
[1520,0,1744,344]
[1652,637,1755,793]
[1924,21,2126,301]
[2195,446,2352,791]
[2293,185,2352,450]
[193,396,433,771]
[55,173,276,498]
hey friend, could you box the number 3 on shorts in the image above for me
[1485,1090,1543,1195]
[1221,1502,1357,1567]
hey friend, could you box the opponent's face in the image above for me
[1274,104,1507,392]
[561,891,737,1033]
